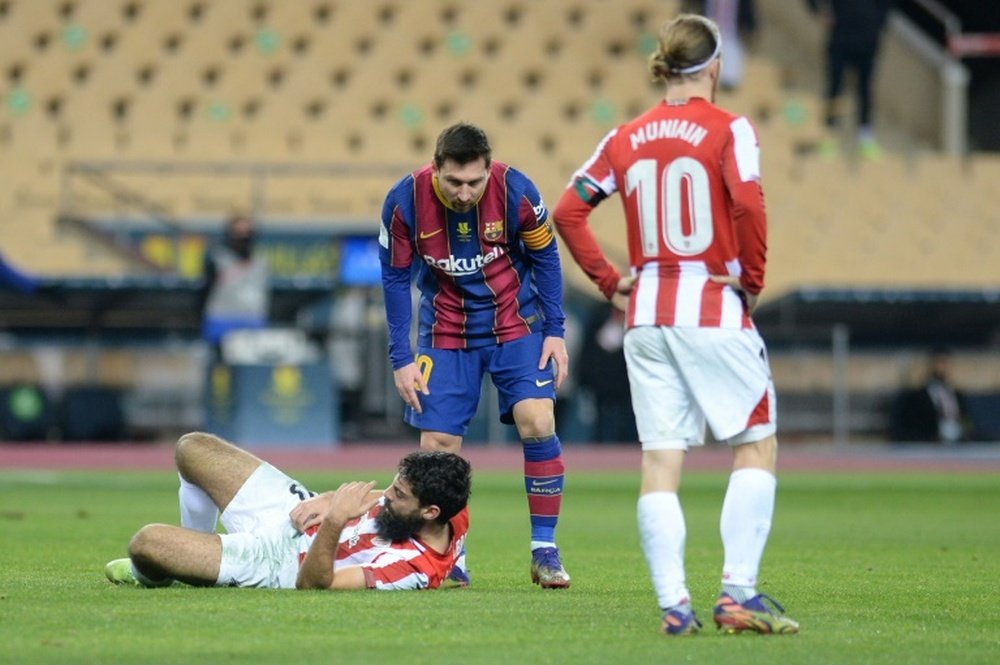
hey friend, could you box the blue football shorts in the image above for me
[404,333,557,436]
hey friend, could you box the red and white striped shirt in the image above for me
[553,97,767,330]
[298,499,469,590]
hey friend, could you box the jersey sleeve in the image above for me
[361,552,432,591]
[515,173,566,338]
[721,117,767,295]
[551,130,624,300]
[379,179,418,369]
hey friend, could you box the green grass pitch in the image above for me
[1,467,998,664]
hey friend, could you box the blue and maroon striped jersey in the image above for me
[379,161,565,370]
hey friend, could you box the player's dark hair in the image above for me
[433,122,492,169]
[398,451,471,524]
[648,14,721,82]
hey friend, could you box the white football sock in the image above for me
[637,491,690,610]
[720,468,776,596]
[178,473,218,532]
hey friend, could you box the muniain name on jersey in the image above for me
[630,120,708,150]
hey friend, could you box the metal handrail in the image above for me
[908,0,962,39]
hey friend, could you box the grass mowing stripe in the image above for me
[0,470,997,664]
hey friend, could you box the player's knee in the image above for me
[512,398,555,432]
[732,435,777,472]
[175,431,222,474]
[420,432,462,452]
[513,407,555,439]
[128,524,168,563]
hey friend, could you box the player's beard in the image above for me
[375,503,424,542]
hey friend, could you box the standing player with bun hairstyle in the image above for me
[552,14,798,634]
[379,122,571,589]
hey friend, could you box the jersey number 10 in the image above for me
[625,157,714,258]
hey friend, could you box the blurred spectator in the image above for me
[577,302,637,443]
[326,286,368,439]
[807,0,893,159]
[199,214,271,356]
[890,349,972,444]
[683,0,759,91]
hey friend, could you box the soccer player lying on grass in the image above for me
[105,432,471,590]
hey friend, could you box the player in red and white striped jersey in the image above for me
[104,432,470,592]
[552,14,797,635]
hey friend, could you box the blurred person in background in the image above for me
[553,14,797,636]
[807,0,894,159]
[576,302,638,443]
[891,348,972,444]
[683,0,759,91]
[379,122,571,589]
[199,214,271,358]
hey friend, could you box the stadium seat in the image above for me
[59,385,126,442]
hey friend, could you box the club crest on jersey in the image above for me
[483,219,504,242]
[456,222,473,242]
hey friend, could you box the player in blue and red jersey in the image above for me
[379,122,570,588]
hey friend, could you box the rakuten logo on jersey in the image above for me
[422,245,507,276]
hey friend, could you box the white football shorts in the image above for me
[216,463,313,588]
[623,325,777,451]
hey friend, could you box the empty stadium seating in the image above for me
[0,0,996,295]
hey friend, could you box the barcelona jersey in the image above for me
[379,161,565,370]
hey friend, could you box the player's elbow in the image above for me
[295,573,328,590]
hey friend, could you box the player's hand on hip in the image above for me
[325,480,380,525]
[616,275,637,294]
[540,336,569,390]
[393,362,428,414]
[610,292,630,313]
[610,276,636,313]
[709,274,759,314]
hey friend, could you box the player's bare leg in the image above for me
[172,432,264,532]
[124,524,223,587]
[513,399,569,589]
[175,432,264,511]
[715,434,798,634]
[107,432,259,587]
[419,430,469,587]
[419,431,463,453]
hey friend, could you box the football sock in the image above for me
[721,583,756,604]
[666,599,693,616]
[523,434,564,546]
[720,468,776,595]
[638,491,690,610]
[178,473,219,533]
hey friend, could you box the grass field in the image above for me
[1,467,998,664]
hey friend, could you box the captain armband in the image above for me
[572,175,608,207]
